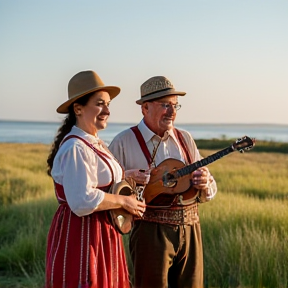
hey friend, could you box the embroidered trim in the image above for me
[63,210,71,285]
[79,217,84,285]
[85,216,90,283]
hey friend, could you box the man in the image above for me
[109,76,217,288]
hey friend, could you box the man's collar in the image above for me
[137,119,177,143]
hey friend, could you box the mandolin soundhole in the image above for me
[162,172,177,188]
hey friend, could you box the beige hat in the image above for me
[57,70,121,113]
[136,76,186,105]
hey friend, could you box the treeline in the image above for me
[196,138,288,154]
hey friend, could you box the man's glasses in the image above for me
[154,102,181,111]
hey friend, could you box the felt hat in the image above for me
[57,70,121,113]
[136,76,186,105]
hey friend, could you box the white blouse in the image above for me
[51,126,123,217]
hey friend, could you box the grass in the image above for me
[0,142,288,288]
[0,144,55,288]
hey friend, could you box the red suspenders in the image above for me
[130,126,193,165]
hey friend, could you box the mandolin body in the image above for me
[143,158,198,204]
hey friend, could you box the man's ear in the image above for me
[141,102,149,116]
[143,102,149,110]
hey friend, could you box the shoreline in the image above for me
[1,140,287,154]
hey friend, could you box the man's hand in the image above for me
[191,167,214,190]
[125,169,150,185]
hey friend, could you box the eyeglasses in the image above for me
[154,102,181,111]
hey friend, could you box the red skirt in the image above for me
[45,204,130,288]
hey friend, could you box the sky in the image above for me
[1,0,287,125]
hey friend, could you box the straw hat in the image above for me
[136,76,186,105]
[57,70,121,113]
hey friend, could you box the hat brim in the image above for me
[136,89,186,105]
[57,86,121,114]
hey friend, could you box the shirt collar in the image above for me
[137,119,178,143]
[69,126,101,145]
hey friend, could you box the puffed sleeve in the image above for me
[56,141,105,216]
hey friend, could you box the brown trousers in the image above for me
[129,220,203,288]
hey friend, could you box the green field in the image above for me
[0,141,287,288]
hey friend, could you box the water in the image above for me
[0,120,287,144]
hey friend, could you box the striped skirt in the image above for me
[45,204,130,288]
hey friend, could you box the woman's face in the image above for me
[74,90,111,135]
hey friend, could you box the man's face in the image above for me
[142,95,180,137]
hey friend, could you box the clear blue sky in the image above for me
[1,0,287,124]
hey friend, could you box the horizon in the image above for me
[1,118,288,127]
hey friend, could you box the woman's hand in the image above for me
[121,194,146,218]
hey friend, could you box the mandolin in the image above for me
[110,136,255,234]
[143,136,255,204]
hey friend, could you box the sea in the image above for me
[0,120,287,145]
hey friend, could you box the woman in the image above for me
[45,70,146,288]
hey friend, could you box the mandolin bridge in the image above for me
[162,172,177,188]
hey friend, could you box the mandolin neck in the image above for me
[174,146,234,178]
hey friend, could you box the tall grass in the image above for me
[201,194,288,288]
[0,143,287,288]
[199,150,288,288]
[0,144,56,288]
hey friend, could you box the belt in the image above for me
[141,203,199,225]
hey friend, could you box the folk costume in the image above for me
[109,120,217,288]
[46,126,130,288]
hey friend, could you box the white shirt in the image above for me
[52,126,123,216]
[109,120,200,170]
[109,119,217,202]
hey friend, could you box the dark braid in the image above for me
[47,92,93,176]
[47,111,76,176]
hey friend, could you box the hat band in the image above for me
[141,87,174,99]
